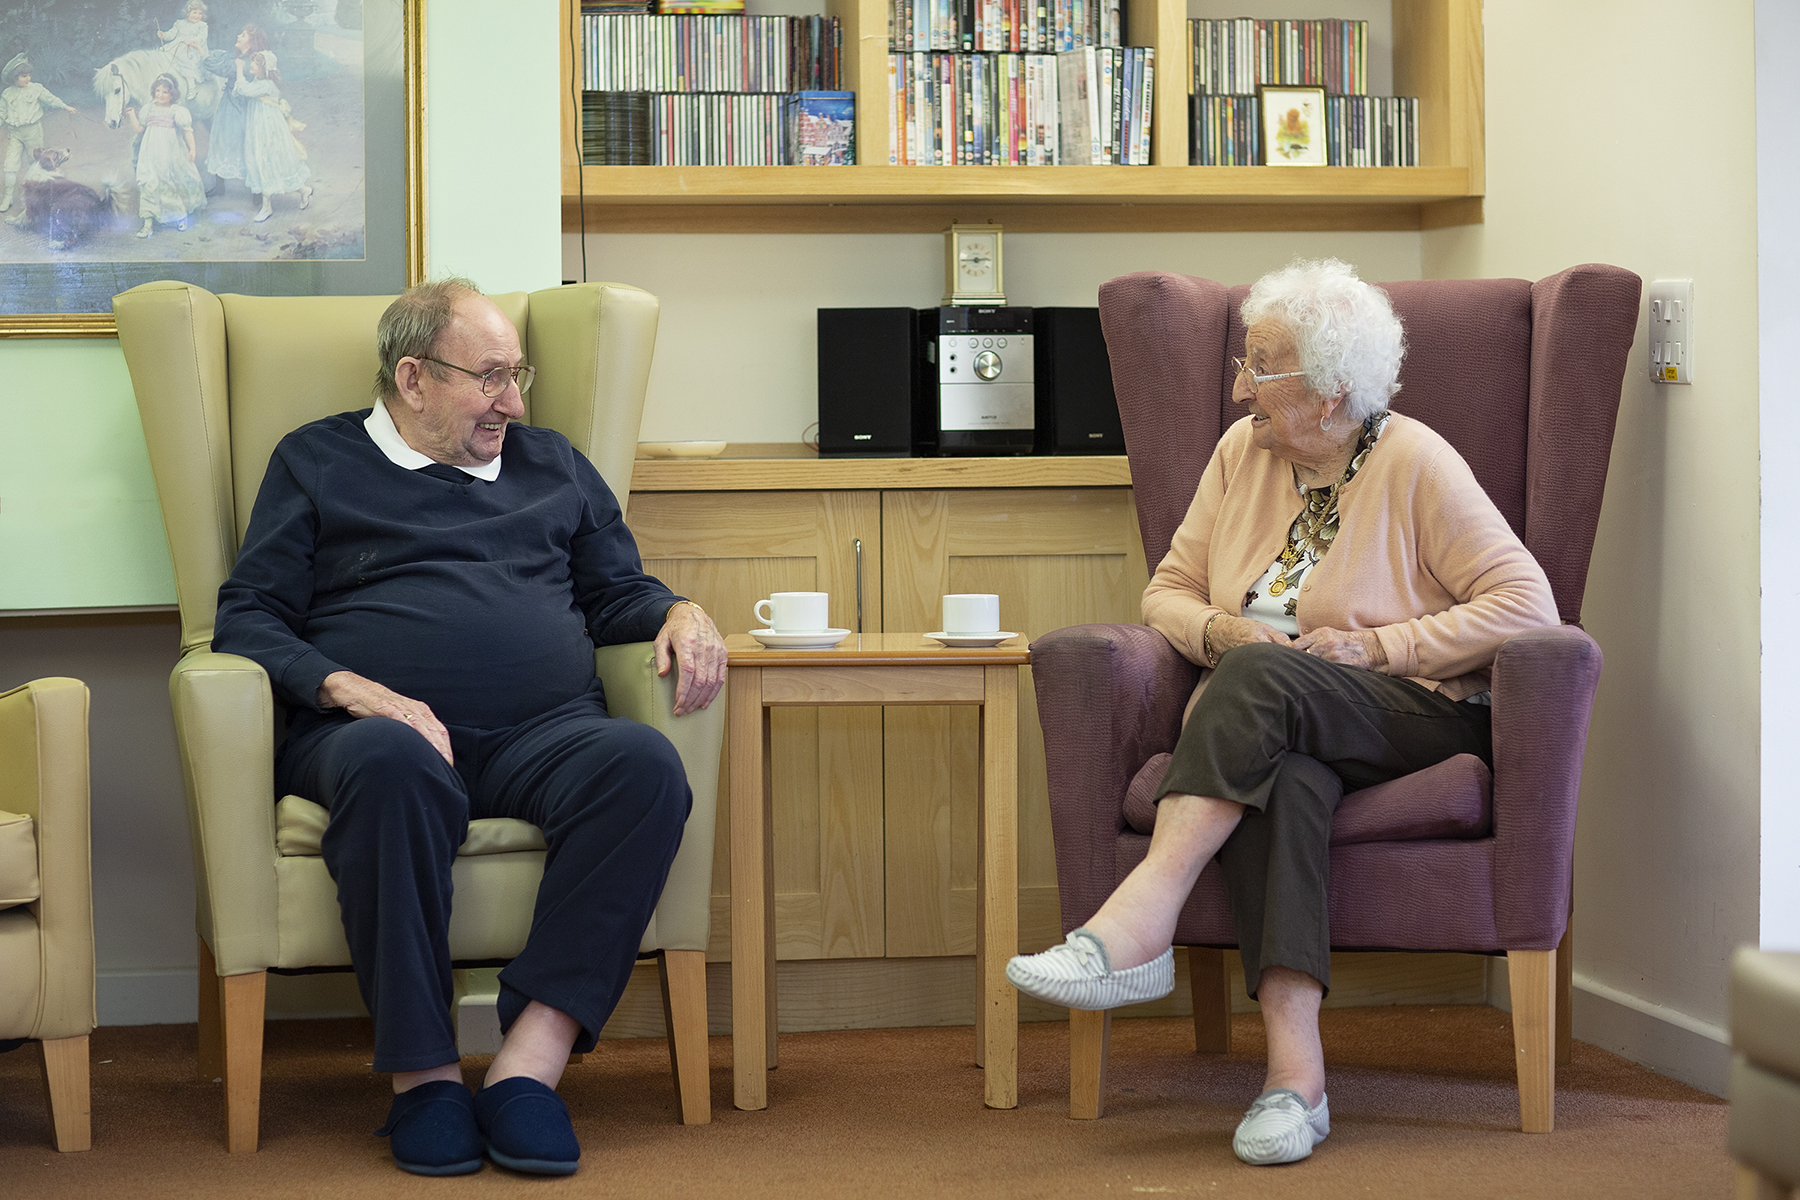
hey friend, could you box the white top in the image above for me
[1241,553,1305,637]
[365,398,502,481]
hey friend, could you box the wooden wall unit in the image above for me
[558,0,1487,232]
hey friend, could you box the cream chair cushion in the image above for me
[273,795,547,857]
[0,811,39,909]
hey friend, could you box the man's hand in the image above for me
[654,601,726,716]
[317,670,453,765]
[1291,626,1388,671]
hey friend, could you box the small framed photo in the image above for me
[1258,86,1328,167]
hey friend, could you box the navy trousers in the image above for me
[277,681,691,1073]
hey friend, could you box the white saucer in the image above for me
[927,631,1020,648]
[750,628,852,649]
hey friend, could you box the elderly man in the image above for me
[213,278,726,1177]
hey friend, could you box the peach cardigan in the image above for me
[1142,412,1559,702]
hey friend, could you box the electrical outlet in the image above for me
[1647,279,1693,385]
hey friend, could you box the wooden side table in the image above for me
[725,632,1031,1111]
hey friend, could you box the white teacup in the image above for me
[754,591,830,633]
[942,593,1001,636]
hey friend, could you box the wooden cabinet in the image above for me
[558,0,1485,232]
[625,460,1144,969]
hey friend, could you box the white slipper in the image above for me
[1232,1088,1330,1165]
[1004,929,1174,1011]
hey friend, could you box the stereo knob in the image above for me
[974,350,1002,380]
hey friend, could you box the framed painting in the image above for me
[1258,84,1327,167]
[0,0,423,337]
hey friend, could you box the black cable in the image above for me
[570,0,589,283]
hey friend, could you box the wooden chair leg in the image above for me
[197,936,223,1082]
[658,949,711,1126]
[38,1034,91,1152]
[1069,1008,1111,1120]
[221,969,267,1153]
[1187,947,1231,1054]
[1734,1163,1793,1200]
[1555,919,1574,1068]
[1508,948,1555,1133]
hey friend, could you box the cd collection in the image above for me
[1188,17,1369,96]
[1188,93,1419,166]
[886,45,1151,165]
[582,14,842,93]
[582,91,855,166]
[887,0,1121,53]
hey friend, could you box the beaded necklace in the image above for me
[1258,412,1389,604]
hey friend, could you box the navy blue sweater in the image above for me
[213,411,680,732]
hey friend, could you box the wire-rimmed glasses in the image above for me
[1232,356,1306,396]
[418,356,537,398]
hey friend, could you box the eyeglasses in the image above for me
[1232,357,1307,397]
[417,356,536,398]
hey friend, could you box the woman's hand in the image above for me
[1291,626,1388,670]
[1206,613,1290,663]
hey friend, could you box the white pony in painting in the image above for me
[93,48,220,129]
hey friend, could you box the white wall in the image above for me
[572,231,1421,443]
[1757,0,1800,954]
[1424,0,1760,1094]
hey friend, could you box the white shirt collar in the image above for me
[365,398,503,481]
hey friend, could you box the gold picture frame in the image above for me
[0,0,427,338]
[1257,84,1327,167]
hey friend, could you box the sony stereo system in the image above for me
[816,305,1122,457]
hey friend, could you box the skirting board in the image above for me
[1484,957,1730,1097]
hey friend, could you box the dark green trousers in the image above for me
[1155,641,1492,998]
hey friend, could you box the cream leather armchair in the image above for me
[0,677,95,1152]
[112,281,723,1153]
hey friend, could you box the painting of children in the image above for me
[235,50,312,220]
[158,1,211,90]
[124,72,207,235]
[1,0,389,309]
[1,54,76,214]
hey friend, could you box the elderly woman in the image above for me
[1007,258,1558,1166]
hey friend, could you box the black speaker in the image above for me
[817,308,934,457]
[1033,307,1125,454]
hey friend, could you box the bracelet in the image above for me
[1201,612,1225,667]
[667,599,704,619]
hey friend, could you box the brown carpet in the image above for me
[0,1006,1729,1199]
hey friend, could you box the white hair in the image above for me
[1239,258,1406,424]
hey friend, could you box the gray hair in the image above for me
[1239,258,1406,424]
[373,276,483,401]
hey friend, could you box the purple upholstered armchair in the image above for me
[1030,265,1642,1133]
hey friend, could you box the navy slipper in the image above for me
[374,1079,483,1176]
[474,1076,581,1175]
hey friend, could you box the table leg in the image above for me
[730,667,769,1111]
[979,665,1019,1110]
[763,706,778,1071]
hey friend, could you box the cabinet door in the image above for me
[881,488,1148,958]
[627,490,884,960]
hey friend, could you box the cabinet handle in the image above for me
[854,538,864,634]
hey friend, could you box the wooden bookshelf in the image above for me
[559,0,1483,232]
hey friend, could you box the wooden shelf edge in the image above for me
[568,164,1472,203]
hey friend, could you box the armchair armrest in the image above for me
[1030,624,1200,929]
[169,652,280,976]
[594,642,724,953]
[1488,624,1604,948]
[0,678,95,1040]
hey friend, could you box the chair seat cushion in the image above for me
[0,810,39,910]
[275,796,547,858]
[1120,752,1492,843]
